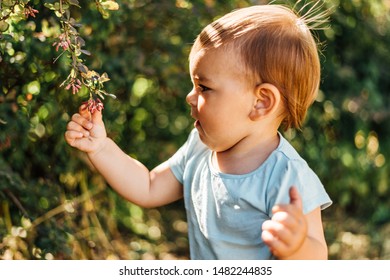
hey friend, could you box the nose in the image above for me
[186,88,197,107]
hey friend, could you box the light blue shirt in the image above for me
[169,129,332,259]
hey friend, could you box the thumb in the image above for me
[79,104,91,120]
[289,186,302,210]
[79,101,104,124]
[91,108,103,124]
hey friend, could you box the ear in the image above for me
[249,83,282,121]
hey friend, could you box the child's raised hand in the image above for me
[261,186,308,259]
[64,105,107,154]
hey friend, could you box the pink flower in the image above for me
[24,6,39,18]
[64,78,82,95]
[53,33,71,52]
[82,98,104,114]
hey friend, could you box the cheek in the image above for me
[197,96,211,115]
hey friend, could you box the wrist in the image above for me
[87,136,110,158]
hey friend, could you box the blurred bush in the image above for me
[1,0,389,259]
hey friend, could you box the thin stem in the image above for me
[29,187,104,230]
[3,189,29,218]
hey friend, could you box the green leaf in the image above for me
[99,72,110,83]
[0,21,9,32]
[80,49,91,56]
[76,37,85,47]
[2,0,14,7]
[101,1,119,11]
[43,3,54,10]
[96,3,109,19]
[77,63,88,73]
[68,0,81,8]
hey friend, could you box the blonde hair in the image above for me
[190,4,325,129]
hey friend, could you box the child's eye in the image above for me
[198,84,211,92]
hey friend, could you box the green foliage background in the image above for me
[1,0,389,259]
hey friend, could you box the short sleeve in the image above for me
[168,129,197,184]
[272,159,332,214]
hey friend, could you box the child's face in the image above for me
[187,48,257,152]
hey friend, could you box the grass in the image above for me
[323,209,390,260]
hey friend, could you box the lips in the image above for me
[190,111,200,128]
[193,118,203,133]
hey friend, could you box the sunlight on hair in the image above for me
[294,0,333,30]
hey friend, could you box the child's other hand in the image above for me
[261,186,308,259]
[64,104,107,154]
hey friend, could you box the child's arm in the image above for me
[261,187,328,259]
[65,106,183,208]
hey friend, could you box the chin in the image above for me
[201,138,225,152]
[198,133,214,149]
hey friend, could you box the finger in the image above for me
[271,205,307,238]
[71,113,93,130]
[272,204,302,221]
[65,130,84,140]
[289,186,302,210]
[261,229,275,247]
[66,121,90,137]
[64,131,86,148]
[262,220,292,245]
[79,104,91,120]
[264,233,290,257]
[91,109,103,125]
[271,211,298,229]
[64,131,93,151]
[262,228,290,258]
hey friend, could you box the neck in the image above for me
[213,131,280,175]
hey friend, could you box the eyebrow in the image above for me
[192,74,211,83]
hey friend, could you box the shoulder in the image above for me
[272,133,314,173]
[275,133,304,161]
[168,129,209,183]
[267,133,332,212]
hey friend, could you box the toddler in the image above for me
[65,4,332,259]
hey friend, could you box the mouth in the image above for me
[190,112,199,127]
[194,119,204,133]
